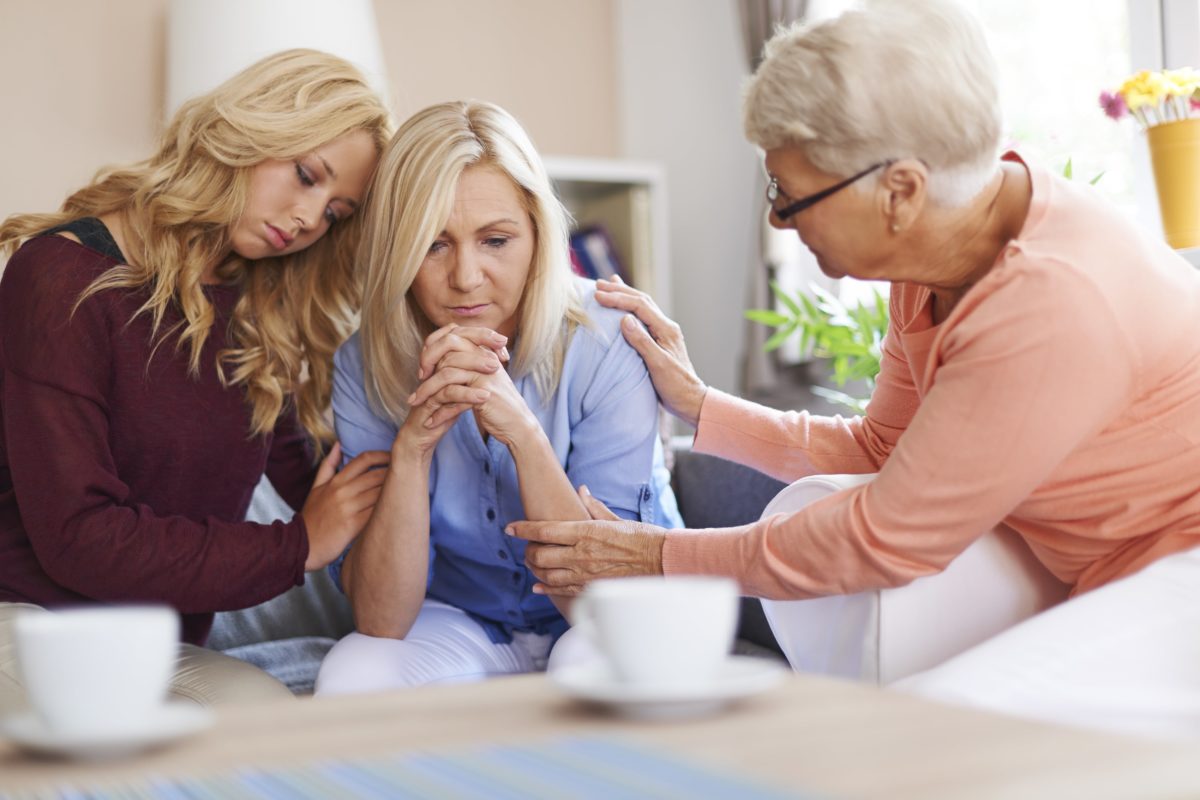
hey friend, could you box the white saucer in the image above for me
[551,655,787,720]
[0,701,214,760]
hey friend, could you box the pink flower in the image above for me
[1099,90,1128,120]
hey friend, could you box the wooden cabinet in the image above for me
[544,156,672,314]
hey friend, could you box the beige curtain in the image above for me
[737,0,811,393]
[738,0,809,70]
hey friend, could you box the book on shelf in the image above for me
[569,225,630,283]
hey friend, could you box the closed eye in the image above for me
[295,162,315,187]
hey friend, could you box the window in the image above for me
[767,1,1179,363]
[965,0,1135,211]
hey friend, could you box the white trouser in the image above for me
[315,599,555,696]
[895,544,1200,740]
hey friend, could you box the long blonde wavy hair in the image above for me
[0,49,392,447]
[358,100,588,425]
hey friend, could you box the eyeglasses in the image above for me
[766,161,891,222]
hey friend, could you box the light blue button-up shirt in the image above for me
[329,286,682,643]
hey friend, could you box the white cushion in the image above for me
[758,474,1069,684]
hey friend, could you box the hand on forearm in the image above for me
[301,445,390,572]
[510,488,668,597]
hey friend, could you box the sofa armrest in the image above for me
[671,449,788,658]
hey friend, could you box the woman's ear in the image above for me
[878,159,927,234]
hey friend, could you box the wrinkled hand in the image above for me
[409,325,537,449]
[300,443,390,571]
[507,485,667,596]
[594,276,708,427]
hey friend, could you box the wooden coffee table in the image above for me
[1,671,1197,798]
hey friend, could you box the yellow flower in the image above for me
[1119,70,1170,109]
[1165,67,1200,95]
[1104,66,1200,129]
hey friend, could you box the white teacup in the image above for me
[14,605,179,736]
[575,576,739,689]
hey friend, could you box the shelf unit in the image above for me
[543,156,672,314]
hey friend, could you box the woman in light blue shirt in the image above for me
[315,101,681,694]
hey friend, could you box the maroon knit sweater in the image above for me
[0,234,314,645]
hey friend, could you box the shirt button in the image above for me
[484,463,491,475]
[511,571,522,584]
[498,549,509,560]
[486,508,496,521]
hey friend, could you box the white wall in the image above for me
[614,0,761,395]
[0,0,620,226]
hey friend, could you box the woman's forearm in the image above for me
[342,448,432,639]
[507,424,585,618]
[507,423,587,523]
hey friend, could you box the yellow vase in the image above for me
[1147,118,1200,249]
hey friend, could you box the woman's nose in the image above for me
[449,250,485,291]
[766,208,789,231]
[294,195,325,232]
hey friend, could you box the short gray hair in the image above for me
[743,0,1002,208]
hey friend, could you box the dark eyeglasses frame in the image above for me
[766,161,892,222]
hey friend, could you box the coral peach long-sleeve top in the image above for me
[663,156,1200,599]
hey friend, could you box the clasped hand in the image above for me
[398,324,535,455]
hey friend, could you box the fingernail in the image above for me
[417,368,425,380]
[504,525,514,536]
[407,393,416,404]
[531,584,545,595]
[622,315,636,328]
[500,346,509,360]
[492,333,508,343]
[424,418,435,428]
[580,484,592,497]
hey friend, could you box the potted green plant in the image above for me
[745,283,888,414]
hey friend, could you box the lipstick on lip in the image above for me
[450,304,490,317]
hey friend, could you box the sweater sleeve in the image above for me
[665,263,1135,598]
[0,239,308,612]
[264,404,318,513]
[693,288,921,482]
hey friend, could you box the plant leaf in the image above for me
[744,309,791,326]
[763,321,799,352]
[769,281,802,316]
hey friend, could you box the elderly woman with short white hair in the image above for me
[511,0,1200,736]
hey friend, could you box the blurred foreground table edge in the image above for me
[1,671,1198,799]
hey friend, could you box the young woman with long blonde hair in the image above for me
[0,49,392,708]
[315,101,681,693]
